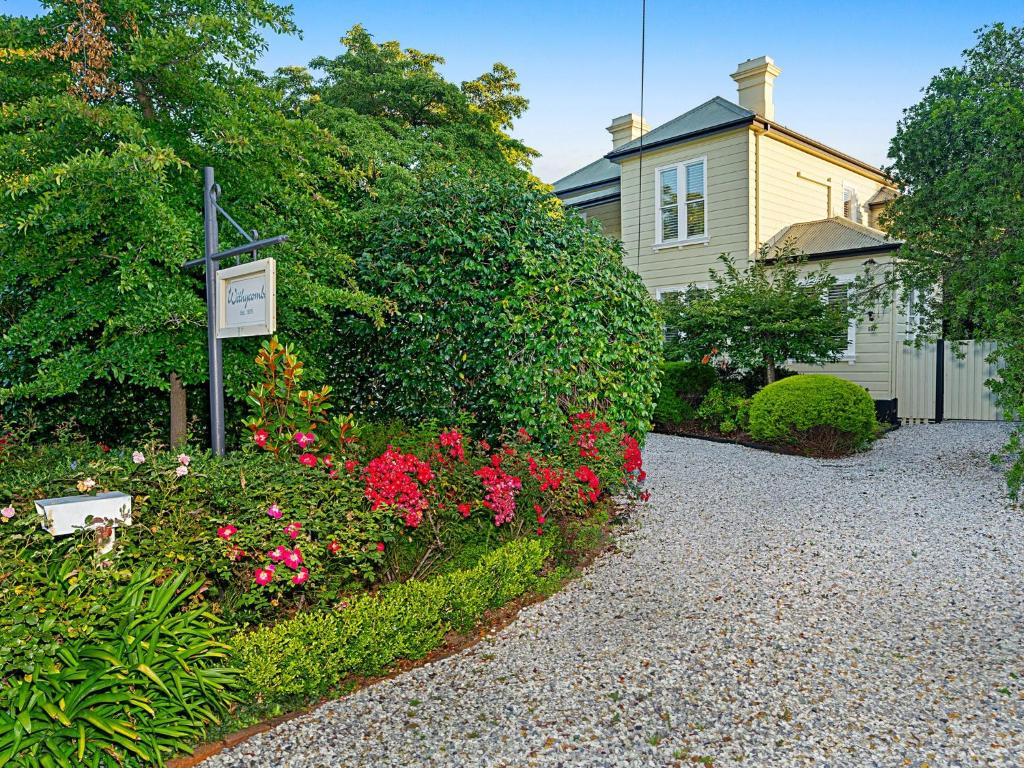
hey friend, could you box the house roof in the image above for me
[607,97,755,159]
[867,187,897,207]
[551,156,620,196]
[766,217,902,258]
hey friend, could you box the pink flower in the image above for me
[1,506,14,521]
[254,567,274,586]
[299,452,317,467]
[283,521,302,540]
[376,542,385,552]
[227,545,247,561]
[175,465,189,478]
[253,429,269,448]
[266,503,282,519]
[344,459,358,473]
[217,525,237,540]
[293,431,315,449]
[291,567,309,585]
[132,451,145,465]
[283,548,304,570]
[177,454,191,466]
[268,545,288,562]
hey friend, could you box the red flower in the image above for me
[376,542,385,552]
[283,521,302,540]
[324,454,334,468]
[458,503,472,518]
[439,429,466,462]
[282,548,304,570]
[328,540,341,554]
[254,567,274,586]
[517,427,532,442]
[299,452,318,467]
[292,567,309,585]
[363,447,433,527]
[253,429,269,447]
[475,464,522,526]
[217,525,238,540]
[345,459,358,473]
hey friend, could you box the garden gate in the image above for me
[896,340,1003,423]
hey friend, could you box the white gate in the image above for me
[897,340,1002,422]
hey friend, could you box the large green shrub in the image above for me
[696,382,751,434]
[652,362,718,426]
[748,374,877,455]
[233,537,551,701]
[329,170,662,444]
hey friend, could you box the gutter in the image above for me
[563,192,621,210]
[552,179,620,197]
[762,242,901,265]
[754,118,893,185]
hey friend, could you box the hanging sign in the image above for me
[216,257,277,338]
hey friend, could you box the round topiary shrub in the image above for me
[748,374,877,455]
[330,170,662,443]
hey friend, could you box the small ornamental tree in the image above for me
[329,169,663,444]
[662,245,852,384]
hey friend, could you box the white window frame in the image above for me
[829,275,857,362]
[654,156,708,247]
[655,283,710,345]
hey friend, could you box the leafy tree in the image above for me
[328,169,663,444]
[874,23,1024,494]
[0,1,388,444]
[661,246,852,384]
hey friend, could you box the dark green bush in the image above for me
[652,362,718,426]
[696,382,751,434]
[329,170,663,444]
[748,374,878,455]
[233,537,551,701]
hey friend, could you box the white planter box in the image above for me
[35,492,133,536]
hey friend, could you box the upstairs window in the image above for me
[656,158,707,244]
[842,185,860,223]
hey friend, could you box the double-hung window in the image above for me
[656,158,706,244]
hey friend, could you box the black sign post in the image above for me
[183,167,287,455]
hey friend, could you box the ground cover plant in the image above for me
[0,340,647,766]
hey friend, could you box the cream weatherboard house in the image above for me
[553,56,1003,423]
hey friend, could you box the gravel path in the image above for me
[206,423,1023,767]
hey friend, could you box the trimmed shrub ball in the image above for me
[748,374,878,455]
[653,361,718,426]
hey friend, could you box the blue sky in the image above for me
[6,1,1021,181]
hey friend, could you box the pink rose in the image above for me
[266,504,282,519]
[254,567,274,586]
[268,545,288,562]
[291,567,309,585]
[299,453,317,467]
[253,429,269,447]
[177,454,191,466]
[282,548,303,570]
[175,465,188,478]
[1,506,15,521]
[217,525,237,540]
[132,451,145,465]
[283,521,302,540]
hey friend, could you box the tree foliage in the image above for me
[879,23,1024,494]
[0,4,389,439]
[661,246,852,383]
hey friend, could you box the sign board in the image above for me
[36,492,132,554]
[216,257,276,338]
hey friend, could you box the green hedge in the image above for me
[234,537,552,701]
[653,362,718,425]
[748,374,877,453]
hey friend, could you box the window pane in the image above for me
[661,206,679,240]
[686,200,705,237]
[659,168,678,206]
[827,284,853,352]
[685,162,704,201]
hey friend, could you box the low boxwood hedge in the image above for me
[748,374,878,455]
[233,537,553,702]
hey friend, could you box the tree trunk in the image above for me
[765,357,777,385]
[170,373,187,448]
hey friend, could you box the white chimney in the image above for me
[730,56,781,120]
[606,113,650,149]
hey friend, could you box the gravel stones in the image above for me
[205,422,1023,767]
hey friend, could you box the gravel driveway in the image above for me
[205,422,1023,768]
